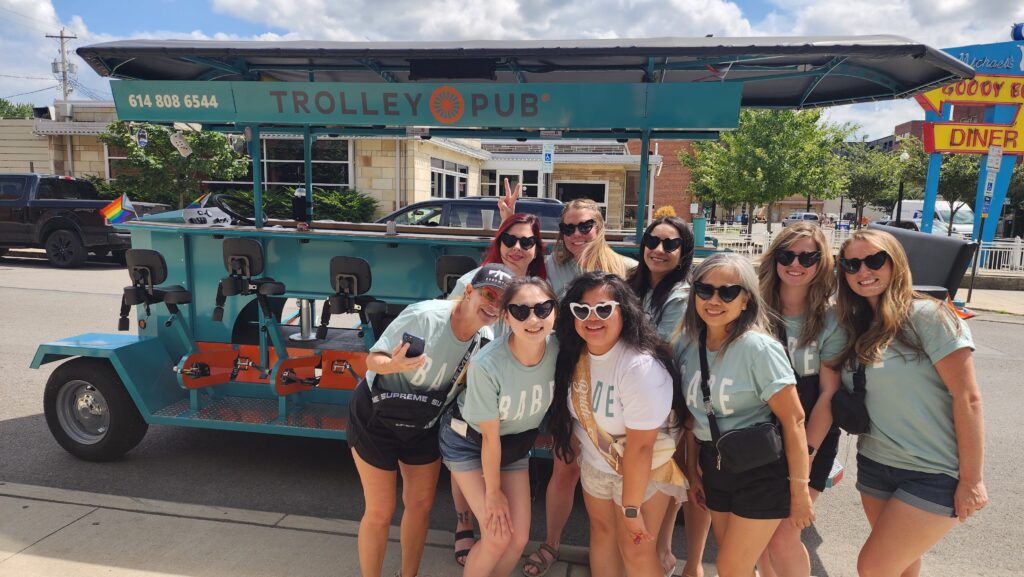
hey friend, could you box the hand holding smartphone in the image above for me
[401,332,425,358]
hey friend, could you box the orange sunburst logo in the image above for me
[429,86,465,124]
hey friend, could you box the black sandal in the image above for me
[454,529,476,567]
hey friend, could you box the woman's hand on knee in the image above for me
[484,489,513,540]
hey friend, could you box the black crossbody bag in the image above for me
[776,324,822,416]
[831,363,868,435]
[699,329,784,473]
[370,336,479,441]
[450,404,539,466]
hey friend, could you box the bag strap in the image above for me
[852,362,866,393]
[697,328,723,445]
[569,355,624,474]
[440,335,480,408]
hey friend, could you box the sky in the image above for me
[2,0,1023,140]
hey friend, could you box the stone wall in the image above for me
[0,120,51,173]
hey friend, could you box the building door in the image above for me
[554,182,608,218]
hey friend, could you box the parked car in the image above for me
[0,174,168,267]
[376,196,564,231]
[782,212,821,227]
[891,199,975,237]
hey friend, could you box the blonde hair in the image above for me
[758,222,836,349]
[553,198,627,278]
[833,229,960,369]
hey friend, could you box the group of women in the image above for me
[347,181,987,577]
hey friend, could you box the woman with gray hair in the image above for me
[673,253,812,577]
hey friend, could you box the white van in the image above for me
[891,199,975,237]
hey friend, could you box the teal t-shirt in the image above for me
[448,267,479,300]
[678,331,796,442]
[841,299,974,478]
[544,252,638,296]
[643,281,689,341]
[366,300,490,412]
[459,333,558,435]
[781,308,845,377]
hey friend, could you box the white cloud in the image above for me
[822,99,925,142]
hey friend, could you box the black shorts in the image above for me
[699,443,790,519]
[809,428,841,492]
[346,381,441,471]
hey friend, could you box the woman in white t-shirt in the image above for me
[548,272,686,577]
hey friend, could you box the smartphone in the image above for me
[401,332,425,358]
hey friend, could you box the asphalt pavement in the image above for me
[1,253,1021,576]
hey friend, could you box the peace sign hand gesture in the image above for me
[499,177,522,224]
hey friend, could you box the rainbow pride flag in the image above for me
[100,193,136,224]
[186,192,211,209]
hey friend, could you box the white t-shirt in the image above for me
[568,340,674,475]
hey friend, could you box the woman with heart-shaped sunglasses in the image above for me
[756,222,843,577]
[833,229,986,577]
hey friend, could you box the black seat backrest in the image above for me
[213,238,283,322]
[330,256,372,296]
[867,223,977,300]
[120,249,192,330]
[318,256,381,340]
[126,249,168,295]
[436,255,479,296]
[222,238,265,277]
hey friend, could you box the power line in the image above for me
[0,73,54,81]
[0,5,57,35]
[3,85,59,99]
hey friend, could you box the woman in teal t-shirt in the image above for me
[627,215,707,577]
[676,253,812,577]
[757,222,843,577]
[439,277,558,577]
[834,229,987,577]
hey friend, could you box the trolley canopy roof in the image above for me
[79,35,973,109]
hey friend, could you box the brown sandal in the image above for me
[522,543,558,577]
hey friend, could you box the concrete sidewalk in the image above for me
[0,481,714,577]
[962,289,1024,316]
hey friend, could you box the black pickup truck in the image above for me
[0,174,168,267]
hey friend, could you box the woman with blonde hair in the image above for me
[756,223,844,577]
[834,229,986,577]
[676,253,813,577]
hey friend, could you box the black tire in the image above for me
[44,229,88,268]
[43,358,149,461]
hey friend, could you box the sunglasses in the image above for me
[499,232,537,250]
[693,282,745,303]
[775,249,822,268]
[839,250,889,274]
[506,299,557,322]
[569,301,620,321]
[643,234,684,253]
[559,219,597,236]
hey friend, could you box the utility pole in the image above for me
[46,28,78,175]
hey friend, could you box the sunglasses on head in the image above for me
[643,234,684,253]
[506,299,557,322]
[499,232,537,250]
[775,249,822,268]
[839,250,889,274]
[693,281,745,303]
[569,301,620,321]
[559,219,596,236]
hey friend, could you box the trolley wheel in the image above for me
[45,229,87,268]
[43,358,149,461]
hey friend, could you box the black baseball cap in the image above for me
[471,263,514,292]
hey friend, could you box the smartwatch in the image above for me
[622,505,640,519]
[807,444,818,458]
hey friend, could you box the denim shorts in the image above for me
[856,454,958,517]
[438,412,530,473]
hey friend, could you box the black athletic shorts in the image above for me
[699,442,791,519]
[809,428,841,492]
[346,381,441,471]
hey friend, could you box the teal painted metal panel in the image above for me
[111,80,741,130]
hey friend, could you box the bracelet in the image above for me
[788,477,811,483]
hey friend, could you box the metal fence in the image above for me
[702,225,1024,276]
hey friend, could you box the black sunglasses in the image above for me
[839,250,889,274]
[499,232,537,250]
[559,219,596,236]
[643,234,684,253]
[506,299,557,322]
[693,281,745,303]
[775,249,822,268]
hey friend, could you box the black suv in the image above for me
[376,197,563,231]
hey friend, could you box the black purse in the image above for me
[831,364,869,435]
[699,329,785,474]
[776,324,821,415]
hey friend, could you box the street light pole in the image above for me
[895,151,911,225]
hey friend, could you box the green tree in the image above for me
[838,142,900,227]
[681,109,851,232]
[98,122,250,208]
[0,98,33,119]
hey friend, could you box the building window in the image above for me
[554,181,608,218]
[623,171,640,230]
[431,157,469,198]
[480,169,541,197]
[104,144,134,181]
[203,137,352,194]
